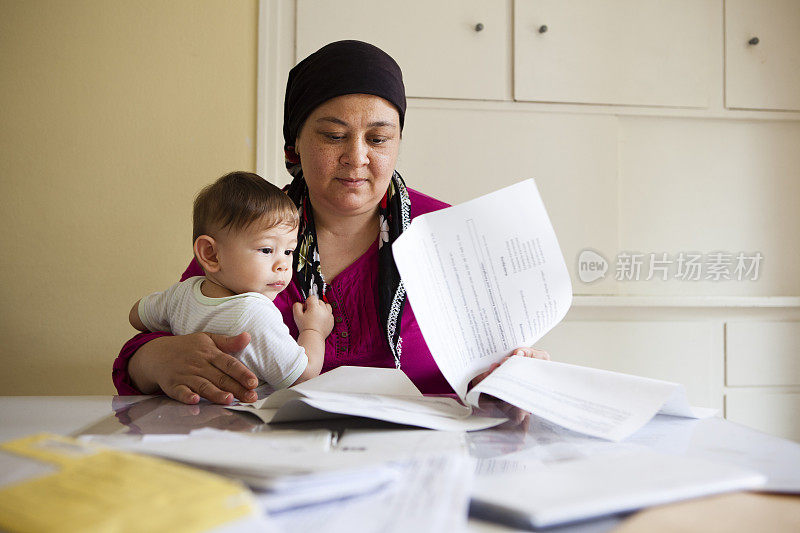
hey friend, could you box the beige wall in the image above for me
[0,1,258,394]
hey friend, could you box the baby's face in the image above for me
[214,221,297,300]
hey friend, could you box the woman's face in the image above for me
[295,93,401,218]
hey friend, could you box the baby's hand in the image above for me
[292,295,334,338]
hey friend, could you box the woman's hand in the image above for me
[120,397,261,432]
[128,332,259,405]
[485,398,532,431]
[469,346,550,388]
[470,347,550,430]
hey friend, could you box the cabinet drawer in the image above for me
[726,391,800,442]
[296,0,510,100]
[514,0,716,107]
[726,322,800,386]
[725,0,800,111]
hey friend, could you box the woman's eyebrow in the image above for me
[366,120,396,128]
[315,117,396,128]
[316,116,348,126]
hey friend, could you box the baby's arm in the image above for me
[292,295,334,384]
[129,299,149,332]
[131,283,182,333]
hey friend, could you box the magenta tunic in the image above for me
[112,188,453,395]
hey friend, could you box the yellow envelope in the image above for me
[0,433,258,532]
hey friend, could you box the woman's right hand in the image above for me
[128,332,259,405]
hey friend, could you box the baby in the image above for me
[129,171,333,389]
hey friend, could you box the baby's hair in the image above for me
[193,171,299,242]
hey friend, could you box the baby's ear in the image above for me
[194,235,220,273]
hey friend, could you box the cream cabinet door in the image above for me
[296,0,510,100]
[535,320,722,409]
[726,391,800,442]
[725,0,800,111]
[514,0,717,107]
[726,322,800,387]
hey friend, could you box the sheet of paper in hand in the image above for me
[393,179,573,398]
[393,179,715,441]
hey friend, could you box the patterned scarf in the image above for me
[284,162,411,369]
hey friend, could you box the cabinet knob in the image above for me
[538,25,548,34]
[474,23,484,32]
[748,36,759,45]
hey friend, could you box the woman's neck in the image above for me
[312,206,380,282]
[313,205,378,241]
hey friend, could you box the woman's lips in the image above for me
[336,178,367,188]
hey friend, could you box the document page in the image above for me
[268,453,474,533]
[80,428,336,475]
[465,356,714,441]
[393,179,573,397]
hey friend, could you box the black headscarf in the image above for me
[283,40,406,155]
[282,40,411,369]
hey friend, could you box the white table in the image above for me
[2,396,799,531]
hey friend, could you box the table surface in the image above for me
[2,395,799,532]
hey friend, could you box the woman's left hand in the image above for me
[470,346,550,388]
[509,346,550,361]
[470,346,550,429]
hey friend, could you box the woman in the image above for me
[113,40,546,404]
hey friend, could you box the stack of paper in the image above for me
[471,448,766,528]
[81,428,400,508]
[268,453,475,533]
[81,424,476,528]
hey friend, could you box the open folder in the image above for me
[229,366,508,431]
[232,180,715,440]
